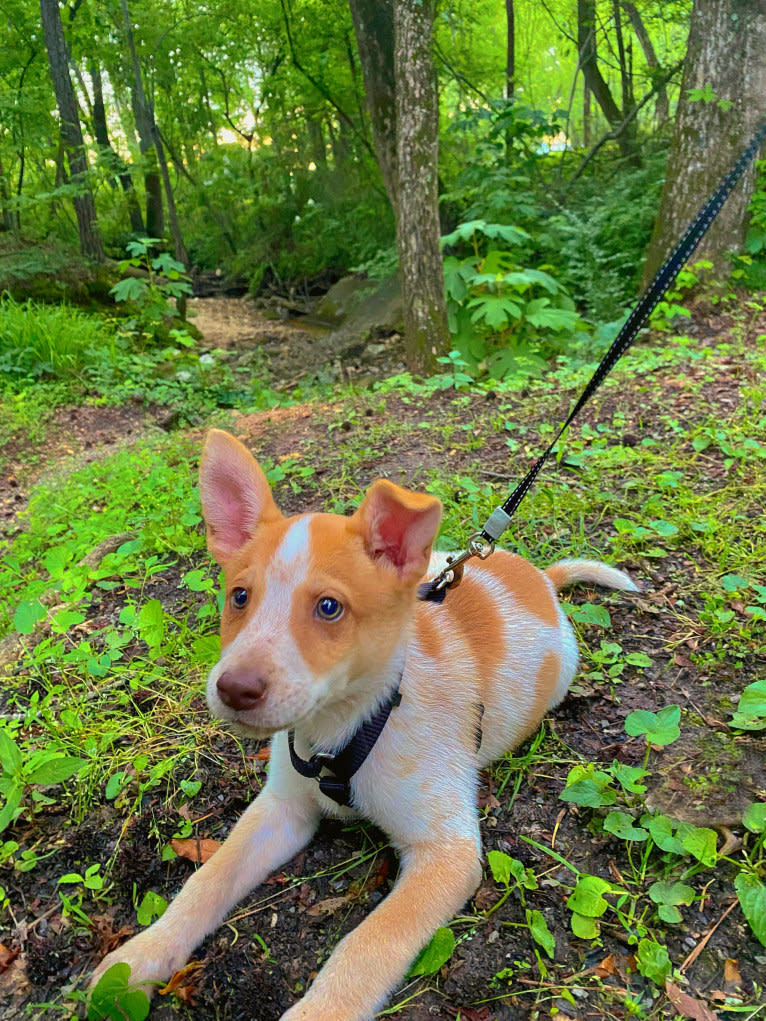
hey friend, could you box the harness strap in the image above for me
[419,120,766,603]
[288,684,402,807]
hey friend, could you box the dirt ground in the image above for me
[0,298,765,1020]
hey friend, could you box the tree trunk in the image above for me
[393,0,448,371]
[40,0,104,261]
[505,0,515,101]
[121,0,164,238]
[349,0,449,373]
[91,62,144,233]
[577,0,636,161]
[0,156,14,232]
[643,0,766,282]
[620,0,669,123]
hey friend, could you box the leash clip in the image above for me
[418,532,495,602]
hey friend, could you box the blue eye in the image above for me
[316,596,344,621]
[231,587,249,609]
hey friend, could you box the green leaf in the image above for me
[571,603,611,628]
[88,962,151,1021]
[625,652,652,668]
[559,777,616,808]
[743,802,766,833]
[26,755,87,787]
[636,937,671,984]
[603,811,648,841]
[735,872,766,946]
[527,908,555,957]
[105,772,127,800]
[408,926,455,977]
[567,875,615,918]
[0,730,22,776]
[137,599,164,650]
[643,813,686,855]
[13,599,46,635]
[570,911,599,939]
[681,826,718,866]
[110,277,147,303]
[648,880,695,907]
[624,705,681,746]
[736,679,766,718]
[136,890,168,927]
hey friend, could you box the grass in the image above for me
[1,293,765,1018]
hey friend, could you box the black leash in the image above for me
[419,120,766,603]
[288,683,402,807]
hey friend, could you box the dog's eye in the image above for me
[231,587,249,610]
[316,596,343,621]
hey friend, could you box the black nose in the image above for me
[216,669,266,711]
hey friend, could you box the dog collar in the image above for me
[287,682,402,807]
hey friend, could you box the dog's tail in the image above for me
[545,558,639,593]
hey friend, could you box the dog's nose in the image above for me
[216,669,266,711]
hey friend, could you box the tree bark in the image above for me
[40,0,104,261]
[643,0,766,281]
[505,0,515,101]
[620,0,669,123]
[577,0,637,161]
[349,0,449,373]
[121,0,164,238]
[91,62,144,233]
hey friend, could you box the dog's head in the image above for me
[199,430,442,738]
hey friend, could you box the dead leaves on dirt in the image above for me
[170,837,221,864]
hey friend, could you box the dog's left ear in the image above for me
[352,479,442,582]
[199,430,282,564]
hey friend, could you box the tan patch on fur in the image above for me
[414,608,444,662]
[482,553,559,627]
[286,515,416,677]
[440,573,507,681]
[527,649,562,739]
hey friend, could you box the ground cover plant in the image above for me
[0,290,765,1021]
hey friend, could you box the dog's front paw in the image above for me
[89,926,188,999]
[280,1002,372,1021]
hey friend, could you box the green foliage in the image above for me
[441,220,584,379]
[88,964,150,1021]
[0,725,87,834]
[407,926,455,977]
[110,238,192,336]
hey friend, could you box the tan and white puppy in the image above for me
[92,429,637,1020]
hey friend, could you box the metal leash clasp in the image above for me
[417,532,495,602]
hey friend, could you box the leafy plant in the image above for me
[110,237,192,336]
[441,220,584,380]
[0,726,87,834]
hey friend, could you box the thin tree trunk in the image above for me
[577,0,636,161]
[620,0,668,123]
[643,0,766,282]
[0,156,14,232]
[392,0,448,372]
[91,63,144,233]
[40,0,104,261]
[505,0,515,101]
[121,0,163,238]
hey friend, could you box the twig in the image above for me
[680,900,737,973]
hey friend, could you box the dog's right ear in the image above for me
[199,430,281,563]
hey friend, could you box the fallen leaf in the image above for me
[665,980,717,1021]
[159,960,205,1003]
[723,958,742,987]
[170,837,221,864]
[252,746,271,762]
[90,915,135,955]
[0,944,20,972]
[307,896,350,917]
[593,953,618,979]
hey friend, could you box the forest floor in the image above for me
[0,295,765,1021]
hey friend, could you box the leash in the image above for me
[418,120,766,603]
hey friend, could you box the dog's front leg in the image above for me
[91,787,320,996]
[281,836,481,1021]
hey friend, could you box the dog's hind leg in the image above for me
[280,835,482,1021]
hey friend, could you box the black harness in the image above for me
[287,683,402,807]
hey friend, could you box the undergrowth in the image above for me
[0,294,765,1019]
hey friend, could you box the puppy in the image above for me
[92,429,637,1020]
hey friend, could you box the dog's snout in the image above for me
[216,669,266,711]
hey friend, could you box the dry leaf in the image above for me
[594,953,618,979]
[170,837,221,864]
[665,980,718,1021]
[0,945,20,972]
[723,958,742,987]
[252,746,271,762]
[159,960,205,1003]
[307,896,350,917]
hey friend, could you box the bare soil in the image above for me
[0,299,765,1021]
